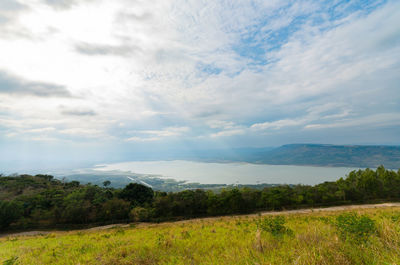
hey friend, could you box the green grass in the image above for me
[1,207,400,265]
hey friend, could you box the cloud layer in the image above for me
[0,0,399,160]
[0,71,71,97]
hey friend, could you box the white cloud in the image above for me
[25,127,56,133]
[251,119,304,131]
[0,0,399,146]
[305,113,400,130]
[138,127,190,137]
[125,136,160,142]
[210,129,246,138]
[126,126,190,141]
[207,120,236,130]
[59,128,104,136]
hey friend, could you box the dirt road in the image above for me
[2,202,400,238]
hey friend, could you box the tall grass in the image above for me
[1,207,399,264]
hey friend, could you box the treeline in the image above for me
[1,166,400,231]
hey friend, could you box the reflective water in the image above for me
[94,160,359,185]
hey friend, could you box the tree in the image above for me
[0,200,22,229]
[62,190,91,224]
[103,180,111,187]
[35,174,54,181]
[130,207,151,222]
[120,183,154,205]
[67,181,80,188]
[101,198,130,221]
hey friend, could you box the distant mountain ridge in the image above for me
[247,144,400,169]
[122,144,400,169]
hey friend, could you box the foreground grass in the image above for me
[1,207,400,265]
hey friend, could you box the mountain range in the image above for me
[234,144,400,169]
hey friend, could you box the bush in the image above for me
[389,212,400,223]
[130,207,151,222]
[257,216,293,237]
[120,183,154,205]
[335,212,376,242]
[101,198,130,221]
[3,256,18,265]
[0,200,22,229]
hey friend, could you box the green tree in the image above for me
[101,198,130,221]
[120,183,154,205]
[130,207,151,222]
[0,200,22,229]
[62,190,91,224]
[103,180,111,187]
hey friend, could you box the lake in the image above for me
[94,160,359,185]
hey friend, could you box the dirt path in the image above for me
[259,202,400,216]
[0,224,131,238]
[2,202,400,238]
[156,202,400,226]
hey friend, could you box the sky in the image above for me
[0,0,399,168]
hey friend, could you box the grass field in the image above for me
[1,206,400,265]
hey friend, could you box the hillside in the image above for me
[247,144,400,168]
[1,167,400,233]
[118,144,400,168]
[1,206,400,264]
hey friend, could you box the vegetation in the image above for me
[62,172,234,191]
[0,201,22,229]
[1,207,400,264]
[0,166,400,231]
[335,212,376,242]
[257,216,293,237]
[249,144,400,168]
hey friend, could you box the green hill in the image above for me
[1,206,400,264]
[250,144,400,168]
[1,167,400,233]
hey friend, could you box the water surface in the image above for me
[94,160,359,185]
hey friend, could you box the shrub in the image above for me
[389,212,400,223]
[0,200,22,229]
[130,207,151,222]
[257,216,293,237]
[101,198,130,221]
[335,212,376,242]
[120,183,154,205]
[3,256,18,265]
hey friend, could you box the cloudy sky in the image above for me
[0,0,399,166]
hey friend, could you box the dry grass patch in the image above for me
[1,207,400,264]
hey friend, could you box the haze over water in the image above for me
[95,160,359,185]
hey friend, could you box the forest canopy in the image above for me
[1,166,400,231]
